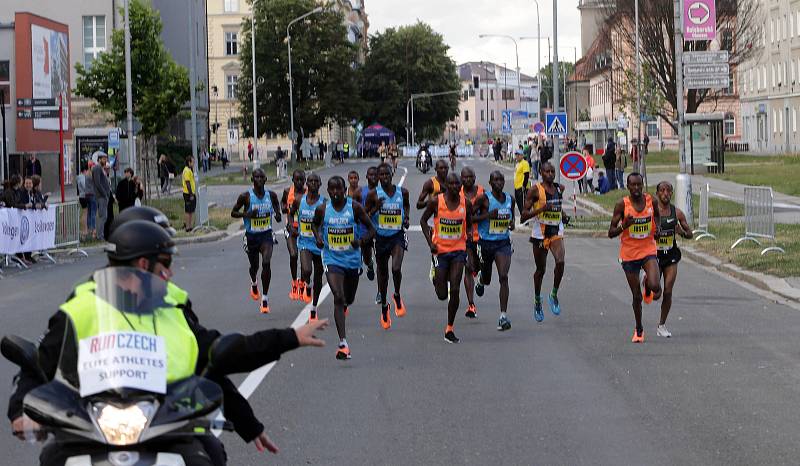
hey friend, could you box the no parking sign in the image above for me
[559,151,588,181]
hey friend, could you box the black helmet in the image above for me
[106,220,177,262]
[110,206,176,237]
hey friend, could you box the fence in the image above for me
[402,145,475,158]
[1,201,85,271]
[693,183,716,241]
[53,201,88,258]
[192,185,216,233]
[731,187,785,255]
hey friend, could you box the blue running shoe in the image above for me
[533,301,544,322]
[548,294,561,316]
[497,315,512,331]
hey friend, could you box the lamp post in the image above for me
[124,0,135,174]
[250,0,259,166]
[288,6,324,161]
[478,34,521,111]
[212,85,219,148]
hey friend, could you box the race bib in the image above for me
[629,218,652,239]
[489,214,511,234]
[378,207,402,231]
[327,226,354,251]
[300,220,314,238]
[251,213,271,232]
[78,331,167,397]
[657,233,675,251]
[539,210,562,226]
[438,218,463,240]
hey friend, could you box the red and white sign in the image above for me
[683,0,716,41]
[559,151,588,181]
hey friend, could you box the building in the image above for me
[206,0,368,158]
[578,0,609,57]
[566,56,591,140]
[454,61,540,143]
[739,1,800,154]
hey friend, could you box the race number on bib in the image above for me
[629,218,652,239]
[327,226,354,251]
[378,207,402,231]
[489,215,511,234]
[78,331,167,397]
[438,218,463,240]
[657,234,675,251]
[539,210,562,226]
[251,213,271,232]
[300,220,314,237]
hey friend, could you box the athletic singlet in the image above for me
[322,198,361,269]
[462,185,484,242]
[298,193,325,255]
[244,188,274,234]
[656,204,679,253]
[530,183,564,240]
[432,194,467,254]
[287,185,301,228]
[478,191,513,241]
[374,185,404,237]
[619,194,658,262]
[428,176,444,201]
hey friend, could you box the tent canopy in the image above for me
[361,124,395,145]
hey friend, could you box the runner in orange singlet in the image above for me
[281,169,306,300]
[460,167,484,319]
[415,159,449,209]
[421,173,472,344]
[608,172,662,343]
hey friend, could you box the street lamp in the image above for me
[478,34,521,112]
[250,0,260,166]
[288,6,324,161]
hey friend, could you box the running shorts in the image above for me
[620,255,658,274]
[375,230,407,258]
[478,238,513,265]
[433,250,467,270]
[245,231,274,253]
[657,247,682,269]
[324,264,361,278]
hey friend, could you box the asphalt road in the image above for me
[2,157,800,465]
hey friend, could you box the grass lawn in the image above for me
[644,150,788,167]
[582,188,743,219]
[203,160,325,186]
[707,155,800,197]
[146,198,233,234]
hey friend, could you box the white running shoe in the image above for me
[657,325,672,338]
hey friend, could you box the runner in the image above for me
[421,172,473,344]
[231,168,282,314]
[346,170,361,199]
[460,167,484,319]
[281,169,306,301]
[364,163,410,330]
[473,170,515,331]
[521,161,566,323]
[654,180,693,337]
[416,159,449,209]
[449,143,458,172]
[312,176,376,359]
[608,172,662,343]
[288,173,326,320]
[351,167,379,282]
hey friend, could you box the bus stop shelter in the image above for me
[685,112,725,174]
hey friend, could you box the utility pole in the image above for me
[188,0,199,178]
[250,1,258,166]
[552,0,560,181]
[674,0,693,223]
[0,88,6,181]
[636,0,643,174]
[124,0,136,174]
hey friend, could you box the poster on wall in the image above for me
[63,141,73,185]
[31,24,69,131]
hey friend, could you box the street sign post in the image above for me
[683,51,728,64]
[684,76,729,89]
[533,121,545,134]
[683,51,729,90]
[545,112,568,136]
[683,0,716,41]
[108,129,120,150]
[559,151,588,219]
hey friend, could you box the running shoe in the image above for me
[497,315,512,331]
[392,294,407,317]
[249,284,260,301]
[302,282,312,303]
[548,294,561,316]
[657,325,672,338]
[444,330,460,344]
[642,276,653,305]
[475,280,485,297]
[259,299,270,314]
[533,301,544,322]
[465,303,478,319]
[289,280,300,301]
[375,291,382,305]
[336,345,351,360]
[308,310,318,323]
[366,264,375,281]
[632,328,645,343]
[380,306,392,330]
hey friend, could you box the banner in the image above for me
[0,208,57,254]
[30,24,70,131]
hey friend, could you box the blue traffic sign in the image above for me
[545,112,568,136]
[533,121,545,134]
[108,129,120,150]
[501,110,512,134]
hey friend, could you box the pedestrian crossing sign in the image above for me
[545,112,568,136]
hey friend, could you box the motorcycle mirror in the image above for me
[1,336,47,383]
[203,334,246,377]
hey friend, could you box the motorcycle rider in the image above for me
[8,219,329,465]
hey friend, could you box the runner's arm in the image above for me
[420,199,437,253]
[287,198,301,237]
[364,190,379,217]
[270,191,282,223]
[280,189,290,214]
[416,180,433,209]
[509,196,516,231]
[353,201,376,246]
[230,192,251,219]
[608,199,628,238]
[402,188,411,229]
[676,207,693,239]
[465,201,474,243]
[312,203,325,248]
[520,186,541,222]
[471,195,490,223]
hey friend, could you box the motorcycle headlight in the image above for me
[90,401,156,446]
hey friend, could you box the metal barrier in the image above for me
[402,145,475,158]
[192,185,217,233]
[731,187,785,255]
[52,201,87,258]
[694,183,716,241]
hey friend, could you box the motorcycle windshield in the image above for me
[57,267,172,398]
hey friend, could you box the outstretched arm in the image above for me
[416,179,433,209]
[270,191,282,223]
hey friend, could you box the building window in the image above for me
[724,113,735,136]
[721,29,733,51]
[83,16,106,67]
[480,89,484,101]
[228,118,239,131]
[490,89,494,101]
[502,89,515,101]
[225,32,238,56]
[646,121,659,138]
[0,60,9,105]
[224,0,239,12]
[491,109,495,121]
[724,73,735,95]
[226,74,238,99]
[481,110,485,122]
[464,110,469,122]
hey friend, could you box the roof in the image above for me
[458,62,537,83]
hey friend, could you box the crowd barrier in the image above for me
[693,183,716,241]
[1,201,86,270]
[193,185,216,233]
[402,145,475,158]
[731,187,785,255]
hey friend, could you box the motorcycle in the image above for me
[3,267,240,465]
[416,148,431,174]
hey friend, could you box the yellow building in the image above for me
[207,0,368,159]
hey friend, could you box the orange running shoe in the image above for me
[260,300,271,314]
[631,329,644,343]
[344,306,349,317]
[642,276,653,305]
[249,284,260,301]
[302,282,313,303]
[335,345,351,360]
[380,306,392,330]
[465,303,477,319]
[289,279,299,301]
[392,294,406,318]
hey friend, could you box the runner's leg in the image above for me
[433,257,449,301]
[376,248,391,322]
[247,244,260,292]
[259,241,274,297]
[344,270,360,307]
[624,270,644,332]
[327,271,347,341]
[495,253,511,314]
[311,254,324,306]
[390,243,405,297]
[643,258,663,301]
[532,245,548,299]
[550,239,565,292]
[464,246,478,309]
[287,235,299,281]
[659,264,678,325]
[447,261,465,327]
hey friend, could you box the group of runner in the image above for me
[231,159,691,359]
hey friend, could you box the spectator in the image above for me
[596,170,611,194]
[247,140,254,162]
[91,153,112,241]
[585,166,595,193]
[630,142,640,173]
[158,154,171,194]
[220,147,229,170]
[182,155,197,232]
[615,147,627,191]
[492,139,503,162]
[318,140,326,161]
[275,146,286,179]
[24,153,42,178]
[643,133,650,154]
[115,167,144,211]
[201,149,210,173]
[103,161,116,240]
[513,150,530,217]
[30,175,47,209]
[602,137,617,190]
[77,165,93,239]
[1,175,23,208]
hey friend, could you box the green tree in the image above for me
[238,0,360,146]
[359,22,460,142]
[75,0,190,139]
[538,61,575,111]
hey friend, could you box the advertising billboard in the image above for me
[30,24,69,131]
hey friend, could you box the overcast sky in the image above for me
[365,0,582,76]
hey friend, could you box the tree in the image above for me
[538,62,575,111]
[75,0,190,139]
[359,22,460,142]
[604,0,762,132]
[238,0,360,146]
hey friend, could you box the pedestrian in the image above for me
[275,146,286,179]
[158,154,170,194]
[513,150,530,217]
[201,149,210,173]
[24,153,42,178]
[248,140,254,163]
[221,147,229,170]
[182,155,197,232]
[342,141,350,162]
[615,147,627,191]
[103,162,116,240]
[602,137,617,190]
[115,167,144,211]
[91,153,112,241]
[596,170,611,194]
[643,133,650,155]
[77,165,90,238]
